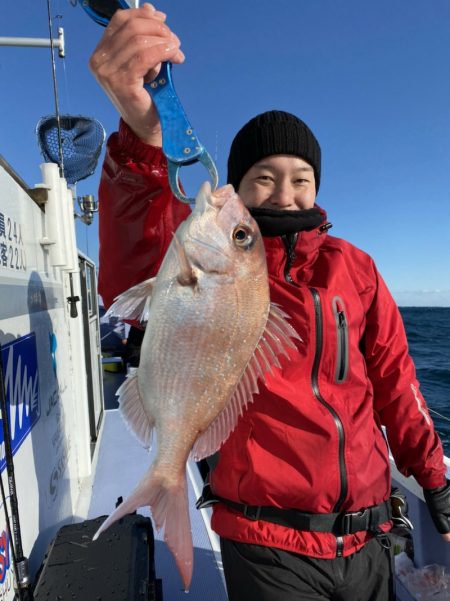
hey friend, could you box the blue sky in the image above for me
[1,0,450,306]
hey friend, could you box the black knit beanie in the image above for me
[227,110,321,192]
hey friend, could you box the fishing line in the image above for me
[214,129,219,164]
[429,407,450,424]
[46,0,65,177]
[54,4,71,115]
[60,49,72,115]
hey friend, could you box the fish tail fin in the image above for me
[159,474,193,592]
[91,470,155,540]
[92,469,193,591]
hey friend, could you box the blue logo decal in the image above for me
[49,332,58,378]
[0,333,40,473]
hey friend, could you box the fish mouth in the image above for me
[194,181,236,213]
[209,183,236,208]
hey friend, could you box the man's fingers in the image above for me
[93,38,183,95]
[153,10,167,22]
[123,40,183,79]
[90,1,180,76]
[91,24,181,78]
[88,2,182,143]
[142,4,167,21]
[442,532,450,542]
[142,47,185,83]
[104,4,173,42]
[104,15,174,53]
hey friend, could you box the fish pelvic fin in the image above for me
[191,302,301,461]
[118,369,154,449]
[106,277,156,323]
[92,469,193,591]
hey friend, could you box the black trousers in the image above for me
[220,536,395,601]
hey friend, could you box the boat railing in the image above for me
[391,454,450,601]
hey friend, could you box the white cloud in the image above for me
[392,289,450,307]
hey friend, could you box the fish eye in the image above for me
[232,225,253,248]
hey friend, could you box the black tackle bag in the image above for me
[33,514,162,600]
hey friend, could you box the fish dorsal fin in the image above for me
[117,368,154,449]
[190,302,300,461]
[106,277,156,323]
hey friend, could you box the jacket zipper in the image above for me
[281,233,298,284]
[281,237,349,557]
[332,296,349,383]
[310,288,348,557]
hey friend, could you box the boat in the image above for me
[0,142,229,599]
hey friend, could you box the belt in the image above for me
[196,484,392,536]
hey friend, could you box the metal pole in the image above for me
[0,27,65,57]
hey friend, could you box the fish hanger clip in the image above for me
[79,0,219,204]
[145,62,218,204]
[79,0,133,27]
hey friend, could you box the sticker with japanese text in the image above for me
[0,213,26,271]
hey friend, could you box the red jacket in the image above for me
[98,120,447,559]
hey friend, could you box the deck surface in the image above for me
[88,403,228,600]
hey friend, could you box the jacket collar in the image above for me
[262,207,331,281]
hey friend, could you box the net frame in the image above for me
[36,114,106,185]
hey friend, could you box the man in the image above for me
[90,5,450,600]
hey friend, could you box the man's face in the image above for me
[237,155,316,211]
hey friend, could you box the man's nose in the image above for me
[269,183,295,208]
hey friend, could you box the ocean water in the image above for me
[400,307,450,458]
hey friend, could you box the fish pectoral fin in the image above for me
[106,277,156,323]
[117,370,154,449]
[173,233,198,287]
[190,302,301,461]
[258,301,302,366]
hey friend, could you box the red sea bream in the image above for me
[93,182,300,590]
